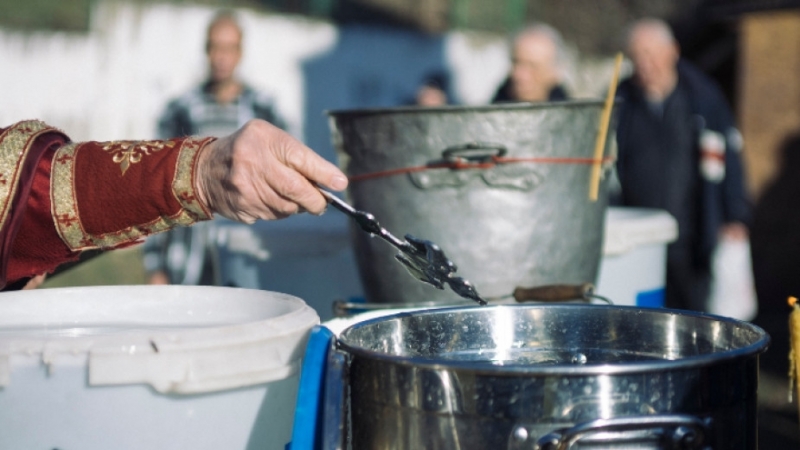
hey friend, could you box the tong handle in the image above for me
[319,188,407,250]
[319,188,355,216]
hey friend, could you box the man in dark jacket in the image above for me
[614,18,750,312]
[492,23,569,103]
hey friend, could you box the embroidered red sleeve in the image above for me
[4,124,215,287]
[51,136,214,251]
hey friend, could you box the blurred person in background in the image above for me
[144,11,286,287]
[492,23,569,103]
[613,18,750,312]
[0,119,346,291]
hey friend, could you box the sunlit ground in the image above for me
[41,246,147,288]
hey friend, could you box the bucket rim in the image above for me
[0,285,320,393]
[337,304,770,376]
[326,99,615,118]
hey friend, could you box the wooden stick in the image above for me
[589,52,623,201]
[789,297,800,407]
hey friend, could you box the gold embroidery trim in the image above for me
[0,120,57,233]
[51,142,86,249]
[51,137,213,251]
[102,140,176,175]
[173,136,214,220]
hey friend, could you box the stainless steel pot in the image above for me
[328,102,615,305]
[327,305,769,449]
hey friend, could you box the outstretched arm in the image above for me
[1,119,347,289]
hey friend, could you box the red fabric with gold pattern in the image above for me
[76,141,185,236]
[51,137,213,251]
[0,122,70,289]
[6,144,76,285]
[1,121,215,289]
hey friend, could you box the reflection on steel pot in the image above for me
[328,102,616,305]
[333,305,768,449]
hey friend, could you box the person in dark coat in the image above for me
[614,18,750,312]
[492,23,569,103]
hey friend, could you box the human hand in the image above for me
[148,271,170,285]
[720,222,748,241]
[22,274,46,290]
[195,120,348,224]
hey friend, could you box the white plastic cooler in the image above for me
[596,207,678,307]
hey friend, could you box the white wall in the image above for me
[0,3,339,142]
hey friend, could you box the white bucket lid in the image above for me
[0,286,319,394]
[603,207,679,256]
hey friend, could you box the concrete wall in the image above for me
[739,10,800,198]
[0,1,616,161]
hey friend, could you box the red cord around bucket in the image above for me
[349,155,616,183]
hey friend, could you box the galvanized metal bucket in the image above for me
[328,102,615,305]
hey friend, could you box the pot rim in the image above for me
[337,304,770,376]
[326,99,613,118]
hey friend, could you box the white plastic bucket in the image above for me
[0,285,318,450]
[595,207,678,307]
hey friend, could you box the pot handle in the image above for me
[513,283,613,304]
[441,142,507,163]
[514,414,712,450]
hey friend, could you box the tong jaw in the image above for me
[395,236,487,306]
[321,189,486,306]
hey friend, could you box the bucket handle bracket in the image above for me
[441,142,507,165]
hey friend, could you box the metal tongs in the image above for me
[320,189,487,305]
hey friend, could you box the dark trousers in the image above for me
[665,251,712,312]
